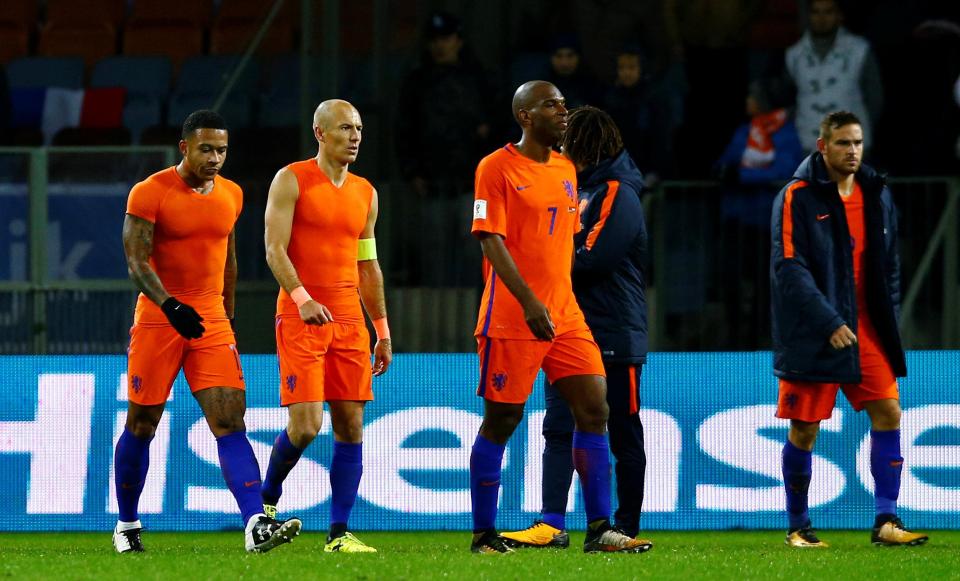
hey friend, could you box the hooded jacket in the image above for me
[572,150,648,364]
[771,153,906,382]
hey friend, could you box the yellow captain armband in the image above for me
[357,238,378,261]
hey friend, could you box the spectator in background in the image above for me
[714,77,803,348]
[604,46,674,184]
[675,0,759,177]
[395,12,497,286]
[546,35,600,110]
[785,0,883,153]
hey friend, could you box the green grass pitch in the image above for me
[2,530,957,580]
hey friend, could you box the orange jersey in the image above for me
[276,159,373,324]
[842,181,884,351]
[126,167,242,325]
[471,144,586,339]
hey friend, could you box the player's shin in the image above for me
[329,441,363,537]
[216,431,265,524]
[541,430,574,531]
[262,429,305,507]
[114,427,153,523]
[470,434,506,532]
[870,429,902,519]
[782,441,813,530]
[572,431,612,524]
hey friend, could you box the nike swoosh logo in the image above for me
[516,185,531,190]
[817,214,830,221]
[244,480,261,487]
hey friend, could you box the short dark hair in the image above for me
[819,110,861,141]
[181,109,227,139]
[560,106,623,168]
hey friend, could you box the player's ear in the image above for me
[314,125,324,143]
[178,140,188,156]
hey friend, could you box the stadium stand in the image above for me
[217,0,297,24]
[7,56,85,88]
[210,19,294,56]
[168,55,259,128]
[38,21,118,68]
[52,126,131,146]
[257,55,326,127]
[45,0,126,28]
[122,20,204,71]
[91,56,172,142]
[211,0,298,56]
[138,124,180,146]
[129,0,213,28]
[0,0,37,31]
[0,21,31,64]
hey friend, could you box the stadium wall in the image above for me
[2,352,958,531]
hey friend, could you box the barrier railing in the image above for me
[1,146,956,353]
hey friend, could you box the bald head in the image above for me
[312,99,362,165]
[512,80,559,123]
[313,99,358,130]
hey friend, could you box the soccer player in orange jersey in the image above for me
[468,81,648,554]
[261,99,391,553]
[116,110,301,554]
[772,111,928,548]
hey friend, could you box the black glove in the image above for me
[161,297,205,339]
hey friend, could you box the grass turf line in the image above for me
[1,531,956,580]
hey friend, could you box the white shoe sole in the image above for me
[248,519,302,553]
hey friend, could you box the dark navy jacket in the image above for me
[770,153,906,382]
[572,150,648,364]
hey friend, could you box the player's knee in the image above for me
[333,419,364,444]
[789,421,819,449]
[872,403,901,430]
[125,410,161,439]
[208,413,246,437]
[481,408,523,442]
[287,416,322,447]
[287,425,320,448]
[575,399,609,432]
[499,409,524,434]
[127,419,158,439]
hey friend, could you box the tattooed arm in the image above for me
[122,213,170,306]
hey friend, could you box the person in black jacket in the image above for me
[395,12,498,285]
[502,106,652,550]
[771,111,928,548]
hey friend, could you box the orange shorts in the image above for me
[777,342,898,422]
[126,319,244,406]
[476,327,605,404]
[275,316,373,406]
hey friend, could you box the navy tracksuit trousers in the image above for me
[541,362,647,535]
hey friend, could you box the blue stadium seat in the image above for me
[91,56,173,142]
[175,55,260,96]
[91,56,171,98]
[257,55,328,127]
[6,57,85,89]
[168,92,252,130]
[168,56,259,129]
